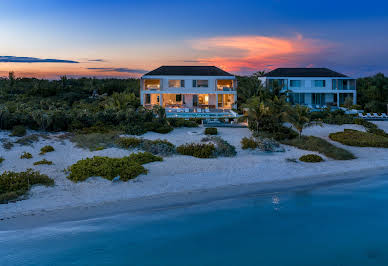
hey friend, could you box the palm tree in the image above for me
[244,97,270,133]
[286,105,319,139]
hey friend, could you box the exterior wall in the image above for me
[140,75,237,109]
[261,76,357,106]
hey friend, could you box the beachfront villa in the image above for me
[259,68,357,108]
[140,66,238,118]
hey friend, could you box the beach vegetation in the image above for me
[202,136,237,157]
[20,152,33,159]
[241,137,258,149]
[205,127,217,135]
[117,137,176,156]
[176,143,215,158]
[66,152,162,182]
[11,125,26,137]
[299,154,323,163]
[354,118,388,136]
[0,157,4,164]
[241,136,283,152]
[168,118,198,128]
[281,135,355,160]
[71,132,119,151]
[2,141,14,150]
[14,134,41,146]
[39,145,55,154]
[329,129,388,148]
[285,105,321,139]
[33,159,53,165]
[0,169,54,204]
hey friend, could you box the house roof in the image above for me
[264,68,348,78]
[143,66,234,76]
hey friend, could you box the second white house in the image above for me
[259,68,357,108]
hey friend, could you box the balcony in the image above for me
[217,79,235,91]
[143,79,161,91]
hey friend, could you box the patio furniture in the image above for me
[366,113,373,118]
[205,109,210,113]
[373,113,380,118]
[197,108,202,113]
[381,113,388,119]
[185,108,190,113]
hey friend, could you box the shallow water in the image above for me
[2,173,388,266]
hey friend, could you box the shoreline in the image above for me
[1,166,387,231]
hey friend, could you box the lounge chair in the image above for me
[358,113,365,119]
[197,108,202,113]
[381,113,388,119]
[205,109,210,113]
[185,108,190,113]
[366,113,373,118]
[373,113,380,119]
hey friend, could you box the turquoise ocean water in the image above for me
[2,173,388,266]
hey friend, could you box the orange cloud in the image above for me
[190,34,336,74]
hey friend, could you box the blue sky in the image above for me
[0,0,387,78]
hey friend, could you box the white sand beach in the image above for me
[1,122,388,226]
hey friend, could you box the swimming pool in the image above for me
[166,112,235,118]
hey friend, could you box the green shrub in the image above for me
[299,154,323,163]
[202,136,236,157]
[0,169,54,204]
[11,125,27,137]
[177,143,215,158]
[168,118,198,128]
[116,137,143,148]
[33,159,53,165]
[281,135,355,160]
[127,152,163,164]
[66,152,161,182]
[139,139,176,156]
[71,132,119,151]
[205,127,218,135]
[0,157,4,164]
[354,118,388,137]
[14,134,40,146]
[117,137,176,156]
[153,125,173,134]
[241,137,258,149]
[20,152,33,159]
[40,145,55,155]
[329,130,388,148]
[2,141,14,150]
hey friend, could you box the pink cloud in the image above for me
[190,34,336,74]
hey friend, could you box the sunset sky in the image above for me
[1,0,387,79]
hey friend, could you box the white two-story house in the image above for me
[140,66,238,118]
[259,68,357,108]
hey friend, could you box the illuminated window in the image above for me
[192,80,208,88]
[169,80,185,88]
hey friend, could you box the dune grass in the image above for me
[281,135,356,160]
[329,129,388,148]
[0,169,54,204]
[71,132,120,151]
[66,152,162,182]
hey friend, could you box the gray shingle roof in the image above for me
[264,68,347,78]
[143,66,234,76]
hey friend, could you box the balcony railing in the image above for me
[217,86,234,91]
